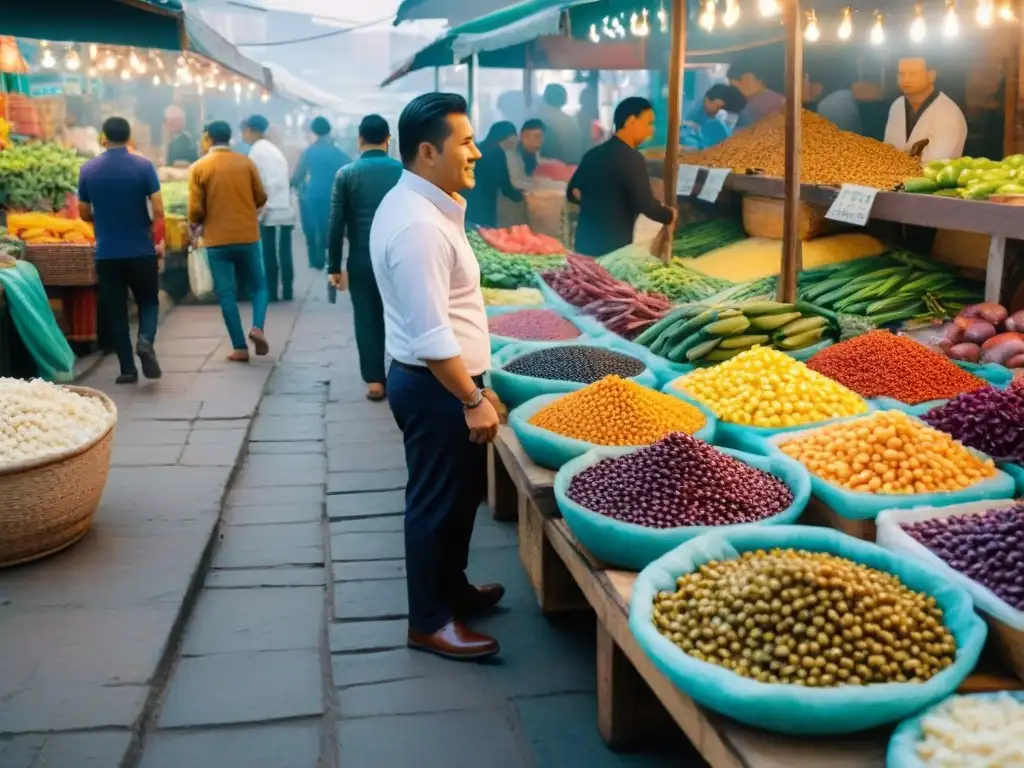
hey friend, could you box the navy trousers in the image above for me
[387,363,487,634]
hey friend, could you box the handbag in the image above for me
[187,245,215,300]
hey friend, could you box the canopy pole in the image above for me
[468,54,479,128]
[779,0,803,302]
[523,58,533,110]
[433,66,440,92]
[661,0,687,264]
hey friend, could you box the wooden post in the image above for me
[468,54,479,128]
[779,0,804,302]
[660,0,687,264]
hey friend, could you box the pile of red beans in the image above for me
[488,309,580,342]
[566,432,794,529]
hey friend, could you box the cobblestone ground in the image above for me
[0,259,692,767]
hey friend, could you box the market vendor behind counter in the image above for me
[884,56,967,163]
[568,97,675,257]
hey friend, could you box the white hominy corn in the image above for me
[0,378,114,464]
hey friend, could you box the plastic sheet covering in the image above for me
[0,261,74,382]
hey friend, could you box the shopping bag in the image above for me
[188,245,215,300]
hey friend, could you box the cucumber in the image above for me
[685,338,722,361]
[635,307,692,347]
[903,177,939,194]
[666,330,711,362]
[738,300,796,316]
[778,316,828,337]
[776,328,826,349]
[748,311,803,331]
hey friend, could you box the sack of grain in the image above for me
[742,196,831,241]
[690,233,887,282]
[525,189,567,239]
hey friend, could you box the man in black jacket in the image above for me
[568,97,675,257]
[328,115,403,401]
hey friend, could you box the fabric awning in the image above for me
[1,0,185,49]
[395,0,528,25]
[184,12,270,88]
[263,62,343,110]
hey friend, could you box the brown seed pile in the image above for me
[682,111,921,190]
[652,548,956,687]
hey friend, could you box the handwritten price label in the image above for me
[698,168,730,202]
[676,165,701,196]
[825,184,879,227]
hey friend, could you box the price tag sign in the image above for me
[698,168,730,202]
[676,165,701,196]
[825,184,879,227]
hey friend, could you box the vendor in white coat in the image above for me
[884,57,967,163]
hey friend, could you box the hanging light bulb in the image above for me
[909,3,927,41]
[88,66,98,77]
[261,90,270,103]
[723,0,740,27]
[40,47,56,69]
[804,9,821,40]
[120,67,132,81]
[943,0,961,35]
[218,81,227,92]
[63,48,81,71]
[176,66,192,84]
[977,0,995,25]
[998,0,1016,20]
[699,0,717,31]
[233,81,242,95]
[870,11,886,43]
[611,17,626,37]
[129,49,141,70]
[838,6,853,39]
[152,74,161,86]
[154,55,164,71]
[102,50,117,70]
[588,23,601,42]
[758,0,780,17]
[89,44,98,61]
[601,15,614,36]
[248,82,256,93]
[631,9,651,35]
[197,80,205,95]
[658,4,668,31]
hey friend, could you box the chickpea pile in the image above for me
[682,111,922,190]
[674,346,868,428]
[778,411,997,494]
[652,549,957,687]
[529,375,705,445]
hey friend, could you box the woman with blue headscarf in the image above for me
[464,121,522,229]
[291,116,351,270]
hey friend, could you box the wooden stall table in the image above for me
[489,428,1023,766]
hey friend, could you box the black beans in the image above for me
[503,345,646,384]
[567,432,794,528]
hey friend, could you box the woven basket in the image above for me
[22,244,98,287]
[0,386,117,568]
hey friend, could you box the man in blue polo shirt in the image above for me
[78,117,165,384]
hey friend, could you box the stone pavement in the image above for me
[0,259,698,767]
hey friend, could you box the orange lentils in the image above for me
[777,410,997,494]
[529,375,706,445]
[807,331,988,405]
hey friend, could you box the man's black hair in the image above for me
[705,83,747,114]
[359,114,390,145]
[543,84,568,109]
[521,118,545,133]
[205,120,232,145]
[727,57,761,82]
[397,92,468,167]
[102,116,131,144]
[613,97,654,131]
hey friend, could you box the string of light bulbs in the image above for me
[34,41,270,103]
[585,0,1016,42]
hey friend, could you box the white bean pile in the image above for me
[0,378,114,464]
[916,694,1024,767]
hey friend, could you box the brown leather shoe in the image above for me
[227,350,250,363]
[454,583,506,617]
[408,620,499,661]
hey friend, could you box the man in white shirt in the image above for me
[884,57,967,163]
[370,93,503,661]
[242,115,296,302]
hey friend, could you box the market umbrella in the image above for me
[1,0,185,51]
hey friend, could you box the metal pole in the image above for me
[779,0,804,302]
[523,64,533,111]
[660,0,687,263]
[433,66,440,92]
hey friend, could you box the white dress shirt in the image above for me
[884,92,967,163]
[370,171,491,376]
[248,138,294,226]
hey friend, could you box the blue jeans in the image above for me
[387,363,487,633]
[207,242,268,351]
